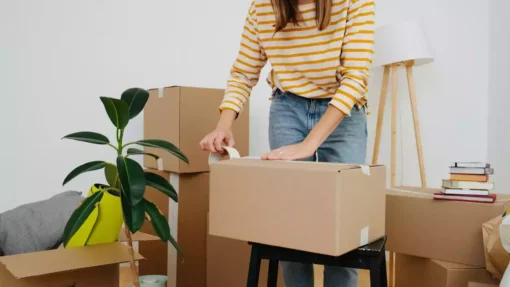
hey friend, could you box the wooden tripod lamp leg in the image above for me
[390,64,398,187]
[372,65,391,164]
[405,63,427,188]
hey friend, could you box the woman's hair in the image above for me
[270,0,333,33]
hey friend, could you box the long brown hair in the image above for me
[270,0,333,33]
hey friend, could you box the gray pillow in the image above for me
[0,191,84,255]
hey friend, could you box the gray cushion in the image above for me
[0,191,84,255]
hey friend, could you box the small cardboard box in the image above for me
[207,234,285,287]
[138,169,209,287]
[395,254,499,287]
[386,187,510,267]
[209,160,386,256]
[144,86,249,174]
[0,232,158,287]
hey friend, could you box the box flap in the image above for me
[118,230,160,242]
[216,159,381,173]
[431,259,482,270]
[0,242,143,279]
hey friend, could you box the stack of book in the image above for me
[434,162,496,203]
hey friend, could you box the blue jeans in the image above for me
[268,89,367,287]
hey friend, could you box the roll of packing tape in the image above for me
[208,146,241,166]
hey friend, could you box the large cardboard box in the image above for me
[386,187,510,267]
[144,86,249,174]
[0,232,157,287]
[395,254,499,287]
[209,160,386,256]
[207,234,285,287]
[138,169,209,287]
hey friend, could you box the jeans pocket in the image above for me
[272,89,286,101]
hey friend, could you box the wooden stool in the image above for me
[247,236,388,287]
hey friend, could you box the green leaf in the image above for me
[145,172,178,202]
[104,163,118,187]
[133,140,188,164]
[121,88,150,120]
[62,131,110,145]
[63,161,107,185]
[116,156,146,206]
[121,194,145,233]
[100,97,130,129]
[62,191,104,246]
[169,234,183,257]
[144,198,170,240]
[127,148,160,161]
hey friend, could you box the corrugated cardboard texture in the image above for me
[144,86,249,174]
[207,234,285,287]
[0,264,118,287]
[386,187,510,267]
[0,242,141,279]
[139,171,210,287]
[210,161,386,256]
[395,254,499,287]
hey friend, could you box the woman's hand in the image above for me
[262,141,317,161]
[200,109,237,153]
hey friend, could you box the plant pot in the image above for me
[66,184,124,247]
[128,275,168,287]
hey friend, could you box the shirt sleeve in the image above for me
[330,0,375,116]
[220,1,268,114]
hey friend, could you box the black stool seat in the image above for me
[247,236,388,287]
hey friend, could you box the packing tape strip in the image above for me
[208,147,371,176]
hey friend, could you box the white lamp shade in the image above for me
[373,20,434,67]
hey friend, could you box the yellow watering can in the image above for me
[66,184,124,247]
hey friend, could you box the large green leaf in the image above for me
[145,172,178,202]
[104,163,118,187]
[100,97,130,129]
[63,161,107,185]
[62,131,110,145]
[121,88,149,120]
[144,198,170,240]
[127,148,159,161]
[121,194,145,233]
[133,140,188,164]
[62,191,104,246]
[116,156,146,206]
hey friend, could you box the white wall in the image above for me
[0,0,493,212]
[488,0,510,194]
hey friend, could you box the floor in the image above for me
[120,265,374,287]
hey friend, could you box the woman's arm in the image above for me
[262,0,375,160]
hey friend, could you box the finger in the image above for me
[214,134,225,153]
[226,137,235,148]
[207,136,217,153]
[199,139,206,150]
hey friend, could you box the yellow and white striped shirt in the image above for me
[220,0,375,116]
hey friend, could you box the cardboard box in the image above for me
[386,187,510,267]
[207,234,285,287]
[144,86,249,174]
[468,283,499,287]
[395,254,499,287]
[209,160,386,256]
[138,170,209,287]
[0,232,157,287]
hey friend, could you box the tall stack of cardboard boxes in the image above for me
[386,186,507,287]
[139,86,283,287]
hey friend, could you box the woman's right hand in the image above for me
[200,109,237,153]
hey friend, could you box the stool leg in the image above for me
[369,258,382,287]
[267,259,279,287]
[247,245,262,287]
[380,255,388,287]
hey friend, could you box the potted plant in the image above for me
[61,88,186,287]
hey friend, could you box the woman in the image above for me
[200,0,374,285]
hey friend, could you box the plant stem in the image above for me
[107,143,118,152]
[118,129,125,155]
[123,227,140,287]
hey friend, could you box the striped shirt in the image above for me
[220,0,375,116]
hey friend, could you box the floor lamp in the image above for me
[371,20,434,286]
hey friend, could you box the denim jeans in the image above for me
[268,89,367,287]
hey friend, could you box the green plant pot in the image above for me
[128,275,168,287]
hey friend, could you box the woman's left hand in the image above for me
[262,141,317,161]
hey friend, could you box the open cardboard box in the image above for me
[0,231,159,287]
